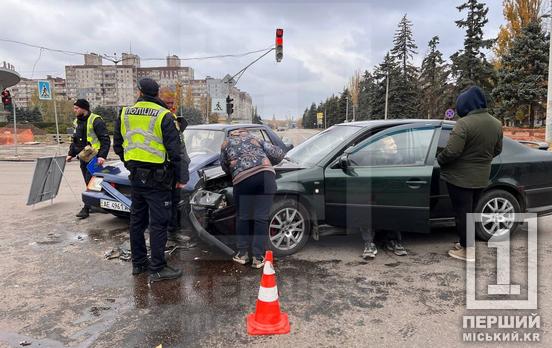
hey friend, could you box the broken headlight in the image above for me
[191,190,226,208]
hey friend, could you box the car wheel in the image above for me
[475,189,521,241]
[268,198,310,256]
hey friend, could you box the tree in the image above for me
[349,70,361,121]
[177,106,203,125]
[252,106,262,124]
[492,21,549,127]
[450,0,495,92]
[356,71,378,121]
[305,103,318,129]
[30,90,73,123]
[390,14,420,118]
[419,36,453,119]
[184,85,194,108]
[92,106,118,122]
[9,107,42,123]
[494,0,543,63]
[372,53,402,119]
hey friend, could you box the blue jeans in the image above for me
[233,171,276,259]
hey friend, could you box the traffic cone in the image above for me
[246,250,290,335]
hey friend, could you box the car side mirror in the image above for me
[339,153,350,169]
[284,142,294,151]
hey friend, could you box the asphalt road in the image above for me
[0,156,551,347]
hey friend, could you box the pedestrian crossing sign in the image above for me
[38,81,52,100]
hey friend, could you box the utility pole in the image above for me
[12,100,18,158]
[384,70,390,120]
[546,1,552,143]
[324,105,327,129]
[345,95,349,122]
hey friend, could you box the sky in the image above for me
[0,0,507,120]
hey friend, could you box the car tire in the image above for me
[475,189,521,241]
[267,198,311,256]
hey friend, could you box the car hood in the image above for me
[95,153,220,184]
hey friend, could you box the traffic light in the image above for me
[226,95,234,116]
[275,28,283,62]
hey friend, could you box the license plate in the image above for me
[100,199,130,212]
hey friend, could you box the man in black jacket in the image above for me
[66,99,111,219]
[113,77,189,282]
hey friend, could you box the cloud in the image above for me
[1,0,505,119]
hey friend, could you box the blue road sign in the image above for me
[445,108,455,119]
[38,80,52,100]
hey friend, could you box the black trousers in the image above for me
[360,227,402,244]
[129,183,172,272]
[233,171,277,259]
[446,182,483,248]
[79,160,92,209]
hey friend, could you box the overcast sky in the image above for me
[1,0,506,119]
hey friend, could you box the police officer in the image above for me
[168,115,192,243]
[66,99,110,219]
[113,77,187,282]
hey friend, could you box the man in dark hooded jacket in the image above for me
[437,86,503,261]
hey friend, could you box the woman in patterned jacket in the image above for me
[220,129,285,268]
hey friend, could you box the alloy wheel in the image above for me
[269,207,305,251]
[480,197,515,238]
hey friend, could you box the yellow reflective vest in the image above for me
[73,113,102,150]
[120,101,170,163]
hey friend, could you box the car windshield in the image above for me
[183,129,225,155]
[286,125,360,166]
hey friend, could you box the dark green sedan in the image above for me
[190,120,552,256]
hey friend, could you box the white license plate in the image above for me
[100,199,130,212]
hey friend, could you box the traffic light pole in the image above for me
[12,100,18,158]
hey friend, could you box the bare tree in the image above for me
[349,70,361,121]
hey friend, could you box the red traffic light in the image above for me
[275,28,283,62]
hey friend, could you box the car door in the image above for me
[324,123,441,233]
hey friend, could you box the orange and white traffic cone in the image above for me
[246,250,290,335]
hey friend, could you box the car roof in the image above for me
[334,119,454,129]
[186,123,267,131]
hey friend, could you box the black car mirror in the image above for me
[339,153,350,169]
[284,142,294,151]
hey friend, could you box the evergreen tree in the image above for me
[492,21,549,127]
[373,53,402,119]
[419,36,452,119]
[338,88,350,124]
[357,71,377,120]
[390,14,420,118]
[304,103,317,129]
[252,106,262,124]
[450,0,495,91]
[301,108,308,128]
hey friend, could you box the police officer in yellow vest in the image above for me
[113,77,187,282]
[66,99,111,219]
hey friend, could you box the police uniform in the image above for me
[113,79,185,280]
[68,99,110,217]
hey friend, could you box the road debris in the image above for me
[19,341,32,346]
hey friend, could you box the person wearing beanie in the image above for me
[66,98,111,219]
[113,77,189,282]
[437,86,503,261]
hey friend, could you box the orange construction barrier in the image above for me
[246,250,290,335]
[0,128,34,145]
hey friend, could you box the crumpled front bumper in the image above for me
[189,210,235,255]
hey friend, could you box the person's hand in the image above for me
[97,157,105,166]
[66,155,73,162]
[175,182,187,189]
